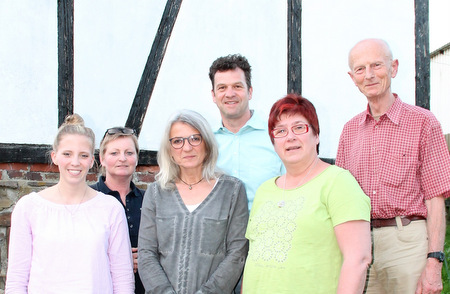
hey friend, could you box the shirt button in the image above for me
[130,224,133,228]
[373,191,377,195]
[127,216,131,219]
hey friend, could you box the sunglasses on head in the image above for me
[103,127,136,139]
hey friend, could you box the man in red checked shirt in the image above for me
[336,38,450,294]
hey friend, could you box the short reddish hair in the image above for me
[268,93,320,152]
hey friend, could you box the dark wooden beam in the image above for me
[287,0,302,94]
[0,144,158,166]
[57,0,74,126]
[415,0,430,110]
[125,0,183,136]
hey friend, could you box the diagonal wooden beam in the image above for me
[125,0,183,136]
[287,0,302,94]
[57,0,74,126]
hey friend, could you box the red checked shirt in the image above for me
[336,95,450,219]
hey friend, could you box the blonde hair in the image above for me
[53,114,95,154]
[99,128,139,176]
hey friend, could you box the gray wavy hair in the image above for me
[156,109,221,190]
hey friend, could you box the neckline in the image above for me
[275,164,332,191]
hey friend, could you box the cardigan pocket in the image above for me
[156,216,176,254]
[200,218,227,255]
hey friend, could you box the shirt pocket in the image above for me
[156,216,176,254]
[200,218,228,255]
[381,152,416,187]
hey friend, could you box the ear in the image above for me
[211,89,217,103]
[248,87,253,101]
[390,59,399,78]
[51,151,58,165]
[348,71,357,86]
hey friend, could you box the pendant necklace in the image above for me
[57,184,88,216]
[278,157,318,208]
[179,177,204,190]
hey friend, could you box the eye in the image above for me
[217,85,225,91]
[273,128,286,136]
[293,125,306,131]
[126,151,134,156]
[373,63,383,69]
[110,151,118,156]
[191,135,201,143]
[354,67,364,74]
[81,154,90,159]
[63,152,71,157]
[172,138,183,145]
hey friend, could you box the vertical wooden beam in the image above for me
[287,0,302,94]
[57,0,74,126]
[415,0,430,110]
[125,0,183,136]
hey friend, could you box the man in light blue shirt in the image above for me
[209,54,284,209]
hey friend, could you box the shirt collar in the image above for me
[360,93,402,125]
[215,110,267,134]
[97,175,141,197]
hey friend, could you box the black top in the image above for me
[91,176,145,247]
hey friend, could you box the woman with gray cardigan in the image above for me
[138,110,249,294]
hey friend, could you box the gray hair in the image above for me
[156,109,220,190]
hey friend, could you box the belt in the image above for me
[371,215,426,228]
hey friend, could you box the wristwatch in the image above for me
[427,251,445,263]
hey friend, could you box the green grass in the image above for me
[443,224,450,293]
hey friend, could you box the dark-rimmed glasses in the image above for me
[271,123,309,138]
[103,127,136,139]
[169,134,202,149]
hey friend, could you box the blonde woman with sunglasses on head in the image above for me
[6,114,134,293]
[91,127,145,294]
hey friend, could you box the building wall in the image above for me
[0,162,158,291]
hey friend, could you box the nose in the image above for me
[182,138,194,151]
[365,67,375,79]
[71,156,80,166]
[225,86,235,97]
[286,128,297,141]
[119,152,127,161]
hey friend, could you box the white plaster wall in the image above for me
[1,0,446,158]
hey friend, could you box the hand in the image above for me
[415,259,443,294]
[132,247,138,273]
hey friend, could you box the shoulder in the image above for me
[92,192,123,210]
[218,174,245,187]
[400,101,440,126]
[13,192,39,210]
[343,110,366,129]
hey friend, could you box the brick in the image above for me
[43,173,60,181]
[7,170,23,179]
[136,173,155,183]
[86,174,98,182]
[30,163,58,172]
[0,213,11,227]
[24,172,43,181]
[0,163,11,170]
[136,165,159,173]
[10,163,29,171]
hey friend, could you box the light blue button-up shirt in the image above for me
[214,110,285,209]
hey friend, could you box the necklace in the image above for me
[57,184,88,216]
[179,177,204,190]
[278,157,318,208]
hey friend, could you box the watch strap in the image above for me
[427,251,445,263]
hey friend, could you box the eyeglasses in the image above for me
[271,123,309,138]
[169,134,202,149]
[103,127,136,139]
